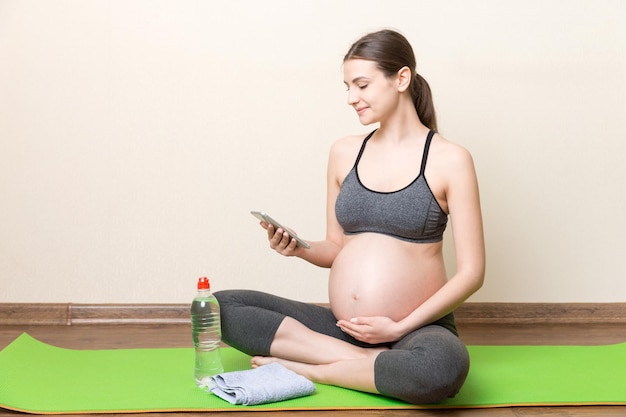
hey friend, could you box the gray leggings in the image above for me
[214,289,470,404]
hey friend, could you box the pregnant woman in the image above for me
[214,29,485,404]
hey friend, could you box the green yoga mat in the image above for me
[1,333,625,414]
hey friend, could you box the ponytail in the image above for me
[411,73,438,133]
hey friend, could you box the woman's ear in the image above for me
[396,66,412,92]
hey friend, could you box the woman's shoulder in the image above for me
[327,132,371,178]
[329,132,370,159]
[332,131,371,147]
[431,132,475,170]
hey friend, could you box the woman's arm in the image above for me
[398,144,485,331]
[262,138,350,268]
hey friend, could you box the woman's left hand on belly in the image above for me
[336,316,403,344]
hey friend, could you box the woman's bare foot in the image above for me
[250,355,278,368]
[251,346,389,383]
[251,355,318,380]
[252,345,388,367]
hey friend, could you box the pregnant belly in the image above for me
[329,233,446,322]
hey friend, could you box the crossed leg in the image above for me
[251,316,387,393]
[215,290,469,403]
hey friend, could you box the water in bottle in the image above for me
[191,276,224,389]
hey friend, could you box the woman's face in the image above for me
[343,59,400,126]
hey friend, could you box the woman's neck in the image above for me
[375,95,428,143]
[376,116,429,145]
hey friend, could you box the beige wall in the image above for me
[1,0,625,303]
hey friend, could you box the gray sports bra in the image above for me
[335,130,448,243]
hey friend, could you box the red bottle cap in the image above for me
[197,277,210,290]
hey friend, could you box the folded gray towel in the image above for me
[209,362,316,405]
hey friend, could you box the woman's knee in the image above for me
[212,290,285,355]
[213,289,241,306]
[374,329,470,404]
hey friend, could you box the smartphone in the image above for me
[250,211,311,249]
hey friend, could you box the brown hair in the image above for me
[344,29,438,132]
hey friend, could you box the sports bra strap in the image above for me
[354,130,377,166]
[419,130,436,175]
[356,129,435,175]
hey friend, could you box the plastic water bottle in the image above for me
[191,277,224,389]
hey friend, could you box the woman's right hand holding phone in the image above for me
[261,222,299,256]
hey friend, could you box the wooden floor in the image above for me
[1,322,626,417]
